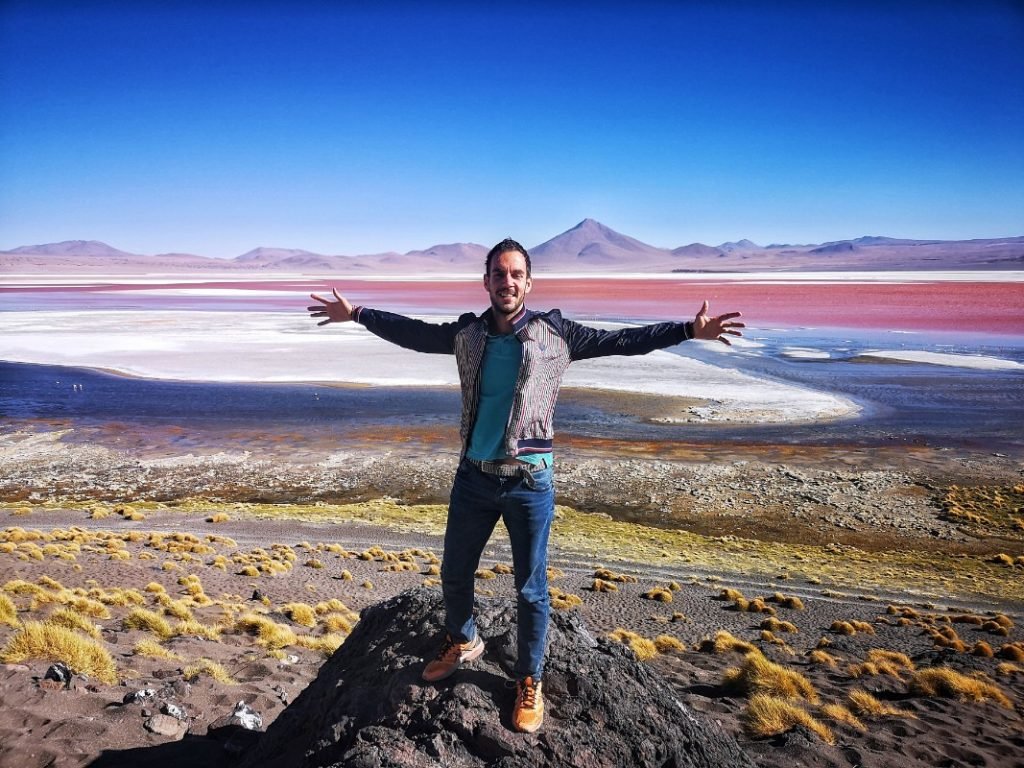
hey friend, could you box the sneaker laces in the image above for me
[516,677,539,709]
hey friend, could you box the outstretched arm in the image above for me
[308,288,354,326]
[691,300,744,346]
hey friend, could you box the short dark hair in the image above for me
[485,238,531,276]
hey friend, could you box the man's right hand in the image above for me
[308,287,354,326]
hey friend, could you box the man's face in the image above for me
[484,250,532,319]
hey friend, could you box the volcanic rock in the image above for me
[239,588,755,768]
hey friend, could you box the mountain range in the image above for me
[3,219,1022,273]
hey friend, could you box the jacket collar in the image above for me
[482,306,539,337]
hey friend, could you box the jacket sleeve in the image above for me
[557,314,694,361]
[353,307,474,355]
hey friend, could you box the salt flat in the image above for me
[0,309,856,424]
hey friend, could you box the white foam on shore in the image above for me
[859,350,1024,370]
[781,347,832,360]
[0,309,858,424]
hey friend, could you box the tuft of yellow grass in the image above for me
[206,512,230,523]
[296,633,345,657]
[282,602,318,627]
[183,658,235,684]
[768,592,805,610]
[0,593,19,627]
[123,608,173,640]
[808,649,838,667]
[132,638,182,660]
[699,630,760,656]
[847,689,916,719]
[909,667,1013,708]
[549,587,583,610]
[46,608,100,639]
[590,578,618,593]
[235,613,297,650]
[653,635,685,653]
[641,586,673,603]
[608,628,658,661]
[744,694,835,745]
[0,621,118,684]
[723,653,818,702]
[819,703,866,732]
[173,620,222,641]
[760,617,798,634]
[593,567,637,583]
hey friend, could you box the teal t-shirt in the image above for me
[466,333,552,467]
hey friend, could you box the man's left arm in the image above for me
[563,301,744,361]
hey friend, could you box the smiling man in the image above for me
[308,237,743,732]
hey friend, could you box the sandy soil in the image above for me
[1,429,1023,767]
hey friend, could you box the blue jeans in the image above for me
[441,458,555,679]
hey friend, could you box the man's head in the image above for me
[483,238,532,321]
[485,238,531,277]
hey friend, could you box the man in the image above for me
[308,238,743,733]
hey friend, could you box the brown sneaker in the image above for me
[512,676,544,733]
[421,633,484,682]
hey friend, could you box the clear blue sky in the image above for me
[2,1,1022,258]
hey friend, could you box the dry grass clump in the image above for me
[971,641,995,657]
[909,667,1013,708]
[808,649,839,667]
[593,567,637,583]
[723,653,818,702]
[819,703,867,732]
[45,608,100,639]
[830,620,856,636]
[0,593,19,627]
[653,634,685,653]
[282,603,318,627]
[719,587,746,602]
[996,662,1022,676]
[183,658,235,684]
[730,597,776,615]
[589,578,619,593]
[996,642,1024,661]
[847,689,916,719]
[132,638,182,660]
[608,628,658,661]
[0,621,118,684]
[235,613,297,650]
[849,649,915,679]
[940,484,1024,537]
[699,630,760,656]
[295,633,345,657]
[173,620,222,641]
[238,566,261,577]
[760,617,798,634]
[744,695,835,744]
[930,625,967,652]
[490,563,513,575]
[768,592,805,610]
[206,512,230,523]
[474,569,496,580]
[642,586,673,603]
[549,587,583,610]
[123,608,174,640]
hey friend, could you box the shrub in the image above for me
[808,650,838,667]
[590,578,618,593]
[768,592,805,610]
[0,621,117,684]
[46,608,100,639]
[847,689,915,718]
[996,643,1024,662]
[206,513,230,523]
[282,603,318,628]
[761,617,798,634]
[744,694,834,744]
[549,588,583,610]
[594,567,637,583]
[235,613,297,650]
[819,703,866,732]
[642,587,673,603]
[0,593,18,627]
[723,653,818,702]
[173,620,222,641]
[123,608,173,640]
[183,658,235,684]
[653,634,685,653]
[608,629,658,661]
[699,630,760,656]
[909,667,1012,708]
[132,638,182,660]
[296,633,345,657]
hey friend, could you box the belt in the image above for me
[466,457,549,478]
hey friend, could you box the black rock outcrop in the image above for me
[238,588,755,768]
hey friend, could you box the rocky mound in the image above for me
[238,588,755,768]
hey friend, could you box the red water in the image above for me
[4,277,1023,335]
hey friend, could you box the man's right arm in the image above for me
[354,307,473,355]
[308,288,469,355]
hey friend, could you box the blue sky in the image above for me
[2,1,1022,258]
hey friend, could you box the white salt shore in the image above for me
[859,350,1024,371]
[0,310,857,425]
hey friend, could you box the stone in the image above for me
[161,702,187,720]
[144,714,187,738]
[123,688,157,704]
[239,588,756,768]
[43,662,71,685]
